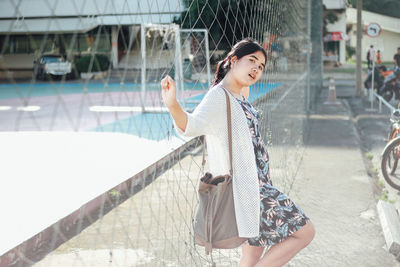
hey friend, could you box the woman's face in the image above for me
[230,51,266,87]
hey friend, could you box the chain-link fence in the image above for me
[0,0,322,266]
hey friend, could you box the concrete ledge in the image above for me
[377,200,400,259]
[0,132,202,267]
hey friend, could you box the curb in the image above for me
[377,200,400,259]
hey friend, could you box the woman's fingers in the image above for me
[160,75,177,108]
[167,75,173,84]
[161,77,169,90]
[161,75,177,94]
[161,75,173,90]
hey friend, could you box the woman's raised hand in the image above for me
[161,75,177,108]
[160,75,187,132]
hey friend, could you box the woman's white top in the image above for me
[174,85,260,238]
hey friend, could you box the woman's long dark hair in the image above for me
[213,38,267,86]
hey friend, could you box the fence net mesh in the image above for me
[0,0,322,266]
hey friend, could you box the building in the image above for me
[322,0,347,65]
[346,7,400,63]
[0,0,184,71]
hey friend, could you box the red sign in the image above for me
[323,32,349,42]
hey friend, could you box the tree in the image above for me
[348,0,400,18]
[174,0,299,50]
[322,9,339,37]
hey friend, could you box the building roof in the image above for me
[0,0,183,34]
[0,14,181,34]
[0,0,182,18]
[347,7,400,34]
[0,17,99,34]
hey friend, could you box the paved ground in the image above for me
[34,77,400,267]
[346,89,400,214]
[284,77,400,266]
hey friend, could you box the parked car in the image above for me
[34,54,72,80]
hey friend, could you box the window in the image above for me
[14,36,29,53]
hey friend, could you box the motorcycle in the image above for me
[377,67,400,102]
[364,65,387,91]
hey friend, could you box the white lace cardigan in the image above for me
[174,85,260,238]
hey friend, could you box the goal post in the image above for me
[140,24,210,112]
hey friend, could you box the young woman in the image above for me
[161,38,315,267]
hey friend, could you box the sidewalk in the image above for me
[285,81,399,266]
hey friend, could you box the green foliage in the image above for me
[371,165,378,175]
[75,54,110,73]
[324,12,338,24]
[322,10,339,36]
[376,189,395,203]
[109,189,121,198]
[348,0,400,19]
[364,151,373,160]
[174,0,293,50]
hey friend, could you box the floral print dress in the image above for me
[235,96,310,247]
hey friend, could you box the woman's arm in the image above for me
[161,75,222,137]
[167,102,188,132]
[161,75,188,132]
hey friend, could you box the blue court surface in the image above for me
[0,82,209,100]
[92,82,282,140]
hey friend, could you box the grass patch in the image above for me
[376,189,396,203]
[109,189,121,198]
[345,59,395,68]
[345,59,368,66]
[371,165,379,176]
[365,152,374,160]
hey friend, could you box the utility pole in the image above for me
[306,0,311,113]
[356,0,363,96]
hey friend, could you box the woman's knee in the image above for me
[293,220,315,246]
[302,220,316,245]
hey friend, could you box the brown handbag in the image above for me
[193,88,247,266]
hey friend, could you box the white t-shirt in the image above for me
[368,47,376,61]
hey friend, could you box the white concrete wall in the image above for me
[326,11,347,33]
[347,8,400,34]
[0,54,35,69]
[360,30,400,63]
[347,25,400,63]
[346,7,400,63]
[323,0,346,10]
[325,11,347,64]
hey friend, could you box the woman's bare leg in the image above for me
[238,242,264,267]
[255,220,315,267]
